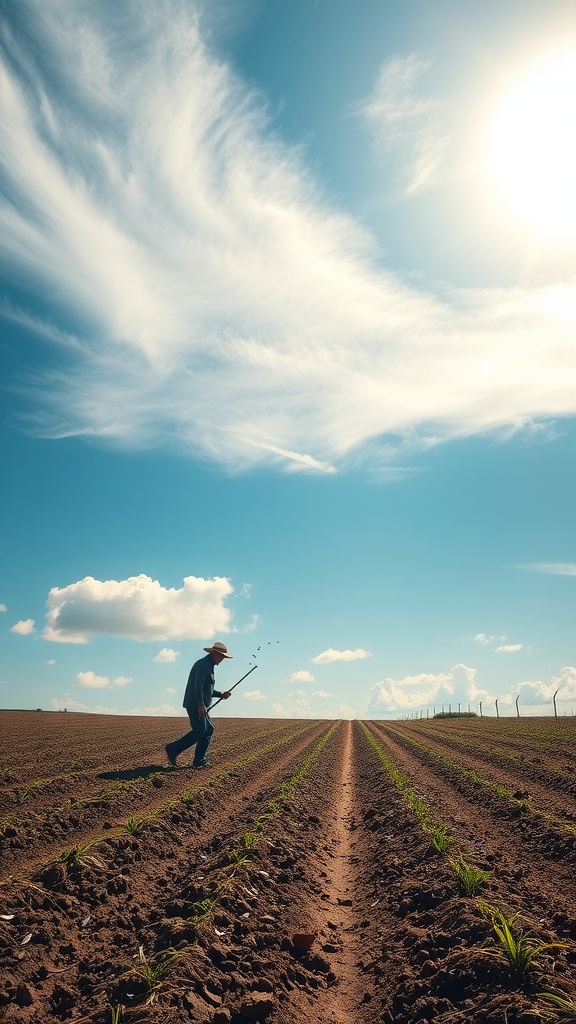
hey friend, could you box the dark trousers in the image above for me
[171,710,214,763]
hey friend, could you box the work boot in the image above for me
[193,758,209,769]
[165,743,178,768]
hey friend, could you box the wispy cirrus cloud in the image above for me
[1,3,575,477]
[521,563,576,575]
[356,54,453,193]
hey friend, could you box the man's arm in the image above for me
[192,658,211,710]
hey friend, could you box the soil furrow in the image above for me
[397,721,576,802]
[1,722,324,879]
[0,722,299,817]
[366,722,576,924]
[2,713,576,1024]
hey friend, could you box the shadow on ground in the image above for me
[97,765,175,781]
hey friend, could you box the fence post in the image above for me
[479,701,482,717]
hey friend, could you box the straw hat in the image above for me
[204,641,233,658]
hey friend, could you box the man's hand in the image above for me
[222,691,231,699]
[198,703,207,718]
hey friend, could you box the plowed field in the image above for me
[2,711,576,1024]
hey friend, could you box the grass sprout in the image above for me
[122,816,149,835]
[480,905,567,978]
[187,896,215,926]
[539,990,576,1019]
[57,837,105,868]
[230,850,249,866]
[429,824,455,853]
[450,855,491,896]
[134,945,185,1002]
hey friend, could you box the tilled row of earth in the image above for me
[392,718,576,801]
[1,712,576,1023]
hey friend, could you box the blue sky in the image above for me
[1,0,574,720]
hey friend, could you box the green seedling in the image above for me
[57,837,105,868]
[240,831,259,851]
[122,816,150,835]
[450,855,491,896]
[188,897,215,926]
[109,1006,124,1024]
[230,850,250,866]
[134,945,185,1002]
[539,990,576,1020]
[429,824,455,853]
[481,906,567,978]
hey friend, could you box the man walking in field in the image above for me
[165,641,233,769]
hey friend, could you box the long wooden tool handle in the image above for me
[209,664,258,710]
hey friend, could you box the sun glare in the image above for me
[487,49,576,242]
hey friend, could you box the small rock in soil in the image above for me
[291,932,316,952]
[239,994,275,1021]
[16,984,34,1006]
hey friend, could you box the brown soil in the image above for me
[1,711,576,1024]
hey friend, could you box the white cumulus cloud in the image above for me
[474,633,496,644]
[0,604,6,612]
[43,574,233,643]
[517,667,576,705]
[11,618,35,635]
[49,695,179,715]
[76,671,133,689]
[338,702,357,720]
[312,690,333,698]
[368,663,476,713]
[153,647,180,663]
[243,689,267,701]
[496,643,524,653]
[312,648,371,664]
[164,686,176,695]
[289,670,315,683]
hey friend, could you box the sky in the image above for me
[1,0,575,721]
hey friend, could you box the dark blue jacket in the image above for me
[182,653,223,711]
